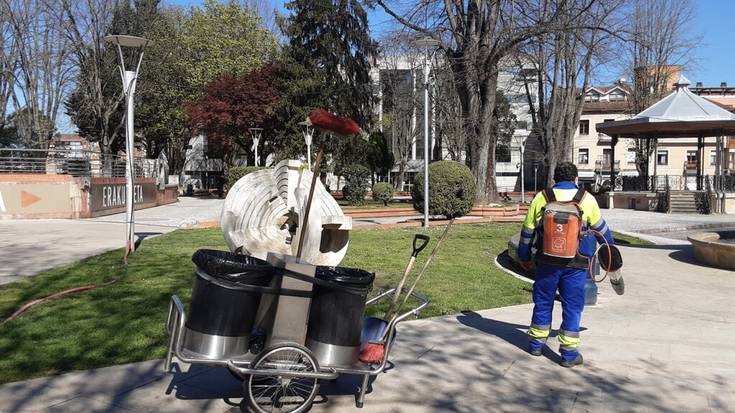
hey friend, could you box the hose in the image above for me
[1,278,119,325]
[585,229,612,283]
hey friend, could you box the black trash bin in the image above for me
[184,249,275,359]
[306,266,374,367]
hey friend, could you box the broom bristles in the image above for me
[358,342,385,364]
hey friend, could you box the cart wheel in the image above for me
[246,344,320,413]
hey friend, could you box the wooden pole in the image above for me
[296,147,324,259]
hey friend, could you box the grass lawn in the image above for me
[0,223,647,384]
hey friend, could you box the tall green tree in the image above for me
[181,0,278,90]
[278,0,377,169]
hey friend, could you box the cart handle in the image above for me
[366,288,430,318]
[226,360,339,380]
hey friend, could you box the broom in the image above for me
[359,219,455,364]
[295,108,362,259]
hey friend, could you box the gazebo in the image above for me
[596,75,735,212]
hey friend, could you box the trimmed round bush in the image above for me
[226,166,265,192]
[341,164,370,205]
[372,182,393,206]
[412,161,476,219]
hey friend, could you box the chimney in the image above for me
[721,82,728,88]
[695,81,703,88]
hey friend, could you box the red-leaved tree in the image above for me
[184,64,281,168]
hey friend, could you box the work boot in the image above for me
[528,340,544,356]
[559,354,583,368]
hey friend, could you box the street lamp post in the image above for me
[301,123,314,169]
[520,136,526,203]
[414,36,440,228]
[104,35,149,259]
[249,127,263,166]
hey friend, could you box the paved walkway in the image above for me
[2,240,734,412]
[602,208,735,234]
[0,197,223,284]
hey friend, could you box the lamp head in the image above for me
[104,35,149,48]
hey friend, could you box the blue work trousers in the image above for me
[529,263,586,361]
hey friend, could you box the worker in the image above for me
[517,161,614,367]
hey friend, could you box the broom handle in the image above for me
[388,219,454,328]
[383,256,416,320]
[296,147,324,258]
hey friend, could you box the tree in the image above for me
[493,91,517,164]
[184,64,281,169]
[626,0,700,178]
[518,0,624,185]
[378,33,422,190]
[3,0,73,148]
[375,0,616,201]
[63,0,160,155]
[365,131,395,184]
[135,6,192,173]
[280,0,378,135]
[181,0,278,90]
[1,107,56,148]
[0,2,16,137]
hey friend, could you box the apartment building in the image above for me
[574,79,734,189]
[573,83,637,186]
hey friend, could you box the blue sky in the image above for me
[168,0,734,87]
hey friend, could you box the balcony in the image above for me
[594,159,620,172]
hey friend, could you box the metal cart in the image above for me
[165,287,429,412]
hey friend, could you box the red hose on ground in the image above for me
[1,279,118,325]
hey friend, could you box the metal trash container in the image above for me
[306,266,374,366]
[184,249,275,359]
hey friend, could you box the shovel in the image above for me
[360,234,429,348]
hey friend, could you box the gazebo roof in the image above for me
[596,75,735,138]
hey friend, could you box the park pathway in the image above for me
[1,237,734,412]
[0,197,223,285]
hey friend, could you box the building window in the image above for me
[603,149,612,168]
[516,121,528,130]
[578,148,589,164]
[710,150,717,165]
[657,150,669,166]
[627,148,636,164]
[579,120,590,135]
[496,144,511,163]
[608,90,625,101]
[686,150,697,169]
[584,92,600,102]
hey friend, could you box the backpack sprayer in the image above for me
[540,188,624,296]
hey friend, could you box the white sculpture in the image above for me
[221,159,351,266]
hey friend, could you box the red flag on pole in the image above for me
[306,108,362,137]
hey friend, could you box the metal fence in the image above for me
[617,174,735,192]
[0,148,155,178]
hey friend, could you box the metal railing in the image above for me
[594,159,620,171]
[616,174,735,193]
[0,148,155,178]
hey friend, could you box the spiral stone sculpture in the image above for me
[221,159,351,266]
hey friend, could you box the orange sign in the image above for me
[20,190,41,208]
